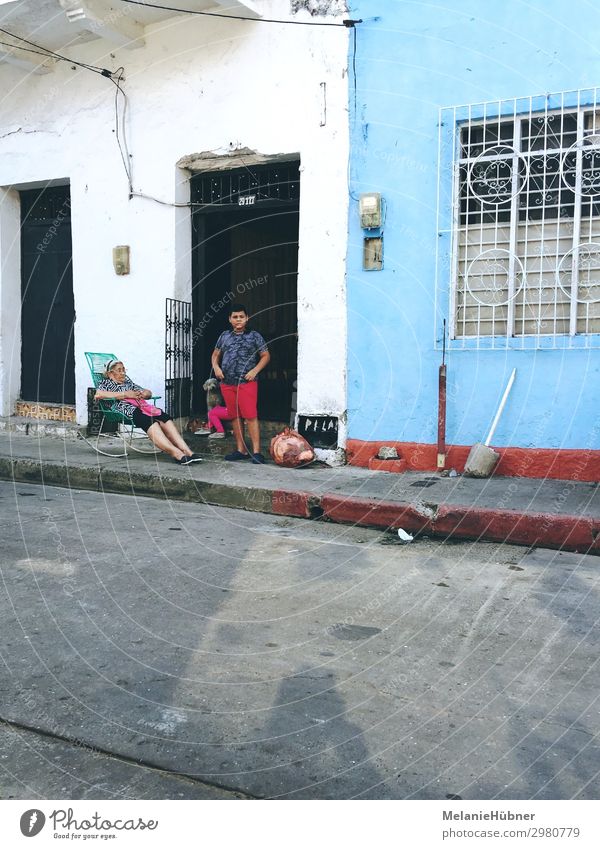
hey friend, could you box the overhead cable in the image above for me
[117,0,361,27]
[0,40,56,60]
[0,26,115,76]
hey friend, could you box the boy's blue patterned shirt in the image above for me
[215,329,268,384]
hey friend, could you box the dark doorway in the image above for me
[191,162,299,422]
[20,186,75,405]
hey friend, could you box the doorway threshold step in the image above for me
[0,417,80,440]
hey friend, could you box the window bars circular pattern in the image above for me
[464,138,600,307]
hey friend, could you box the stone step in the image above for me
[185,420,289,458]
[0,416,290,449]
[0,417,81,440]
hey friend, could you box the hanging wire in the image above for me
[352,23,358,114]
[117,0,360,28]
[0,40,61,61]
[0,26,115,76]
[347,24,361,201]
[0,30,135,193]
[110,67,133,191]
[0,29,138,198]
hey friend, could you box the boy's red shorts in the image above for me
[220,381,258,420]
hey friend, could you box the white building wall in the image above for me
[0,1,349,440]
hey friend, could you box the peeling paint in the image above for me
[177,147,300,173]
[291,0,347,17]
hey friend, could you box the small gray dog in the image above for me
[186,378,227,435]
[203,377,225,410]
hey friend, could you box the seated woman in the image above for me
[95,359,202,465]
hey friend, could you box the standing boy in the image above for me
[211,303,270,463]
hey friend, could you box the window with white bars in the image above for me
[449,99,600,340]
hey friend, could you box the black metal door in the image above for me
[190,162,300,421]
[20,186,75,404]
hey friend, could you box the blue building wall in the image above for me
[346,0,600,452]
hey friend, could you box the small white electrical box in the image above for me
[359,192,382,229]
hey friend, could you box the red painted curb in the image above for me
[314,493,600,554]
[2,455,596,553]
[434,505,600,553]
[320,495,434,534]
[271,490,312,518]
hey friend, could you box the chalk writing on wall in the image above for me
[298,415,338,448]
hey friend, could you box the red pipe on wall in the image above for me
[437,319,447,470]
[437,363,447,470]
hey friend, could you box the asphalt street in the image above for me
[0,480,598,800]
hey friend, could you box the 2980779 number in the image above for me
[530,828,580,837]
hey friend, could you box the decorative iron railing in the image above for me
[165,298,191,419]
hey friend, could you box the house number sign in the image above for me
[238,195,256,206]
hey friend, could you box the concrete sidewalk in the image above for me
[0,431,599,554]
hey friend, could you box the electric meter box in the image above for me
[359,193,382,229]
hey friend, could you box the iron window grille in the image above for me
[190,164,300,207]
[437,89,600,349]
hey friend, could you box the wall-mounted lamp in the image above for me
[113,245,130,275]
[359,192,382,229]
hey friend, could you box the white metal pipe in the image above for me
[484,367,516,446]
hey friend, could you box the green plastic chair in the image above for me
[82,351,162,457]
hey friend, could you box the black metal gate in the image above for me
[165,298,191,419]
